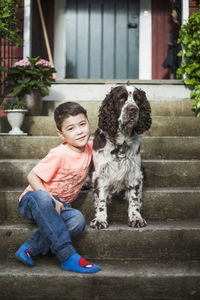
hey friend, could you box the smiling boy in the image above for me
[15,102,101,273]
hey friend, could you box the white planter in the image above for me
[4,109,28,135]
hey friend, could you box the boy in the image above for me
[15,102,101,274]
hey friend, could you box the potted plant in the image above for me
[3,97,28,135]
[3,56,56,115]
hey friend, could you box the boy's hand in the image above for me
[55,200,65,215]
[51,196,64,215]
[27,170,65,215]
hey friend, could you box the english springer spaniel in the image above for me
[90,85,152,229]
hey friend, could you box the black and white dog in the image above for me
[90,85,152,229]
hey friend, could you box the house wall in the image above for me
[152,0,199,79]
[7,0,54,63]
[3,0,200,79]
[152,0,175,79]
[11,4,24,65]
[189,0,199,13]
[0,3,24,116]
[1,3,24,68]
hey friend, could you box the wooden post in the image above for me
[37,0,56,79]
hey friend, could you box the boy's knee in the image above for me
[30,190,53,207]
[70,210,86,236]
[34,190,49,197]
[76,210,86,231]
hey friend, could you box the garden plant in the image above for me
[177,3,200,117]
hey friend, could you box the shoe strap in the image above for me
[79,257,94,269]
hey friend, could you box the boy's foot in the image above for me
[61,253,101,273]
[15,243,34,266]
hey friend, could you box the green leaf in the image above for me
[184,78,196,85]
[12,85,23,96]
[23,77,32,83]
[0,0,23,45]
[25,70,40,76]
[190,91,196,98]
[27,56,40,65]
[3,85,14,97]
[185,68,191,74]
[192,104,197,110]
[28,80,38,86]
[39,86,49,96]
[185,51,193,57]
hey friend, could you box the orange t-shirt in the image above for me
[19,141,93,203]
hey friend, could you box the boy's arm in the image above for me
[27,170,64,214]
[27,169,46,191]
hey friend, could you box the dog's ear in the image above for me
[133,88,152,134]
[98,89,119,138]
[93,128,107,150]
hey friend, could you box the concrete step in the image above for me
[1,188,200,224]
[147,116,200,137]
[0,260,199,300]
[1,136,200,160]
[1,116,200,136]
[0,159,199,188]
[1,221,200,262]
[44,80,191,103]
[143,159,200,188]
[41,99,195,117]
[142,136,200,159]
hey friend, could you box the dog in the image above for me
[90,85,152,229]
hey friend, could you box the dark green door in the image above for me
[66,0,139,79]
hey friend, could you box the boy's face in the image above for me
[57,113,90,152]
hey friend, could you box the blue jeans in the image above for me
[18,190,86,262]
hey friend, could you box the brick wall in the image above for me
[1,3,24,68]
[13,3,24,63]
[0,3,24,116]
[189,0,199,14]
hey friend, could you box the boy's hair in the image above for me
[54,102,88,131]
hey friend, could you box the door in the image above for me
[65,0,139,79]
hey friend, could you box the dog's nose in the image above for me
[128,105,138,113]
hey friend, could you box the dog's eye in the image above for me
[119,93,127,102]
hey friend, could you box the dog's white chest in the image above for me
[93,137,142,191]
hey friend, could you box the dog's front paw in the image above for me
[128,214,147,228]
[90,218,108,230]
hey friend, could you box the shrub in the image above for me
[176,4,200,117]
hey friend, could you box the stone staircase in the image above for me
[0,83,200,299]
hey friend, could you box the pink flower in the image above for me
[13,60,31,67]
[35,59,52,67]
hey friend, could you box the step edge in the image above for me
[1,220,200,231]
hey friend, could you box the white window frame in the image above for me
[23,0,32,58]
[182,0,189,24]
[139,0,152,79]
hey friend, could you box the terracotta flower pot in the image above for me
[24,89,43,116]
